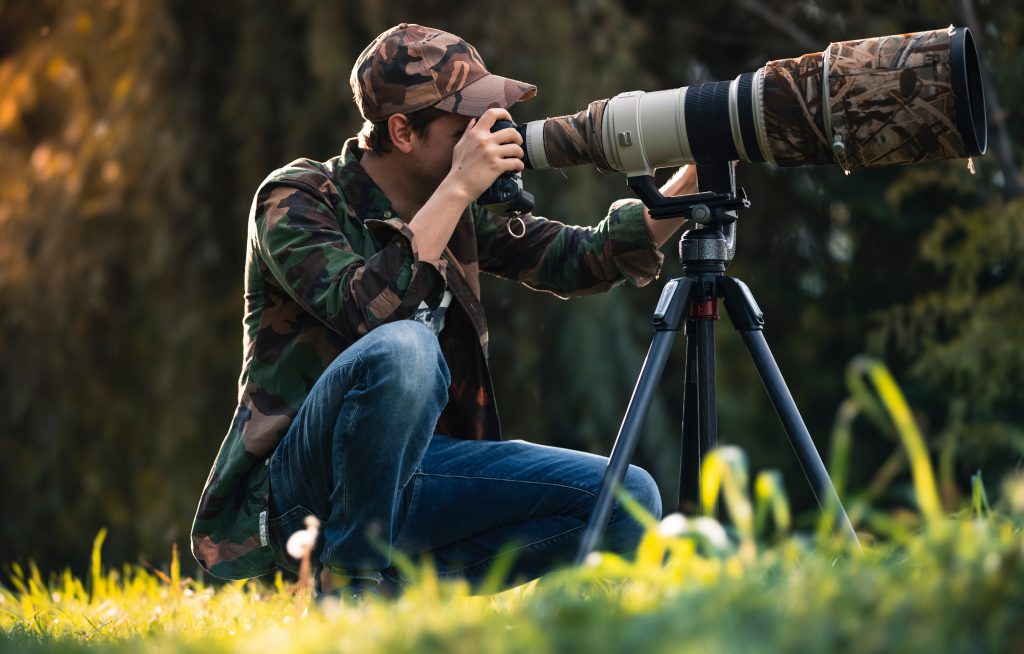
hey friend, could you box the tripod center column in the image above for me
[693,298,719,319]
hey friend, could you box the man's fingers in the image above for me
[499,157,525,173]
[473,110,499,131]
[494,127,523,145]
[474,107,512,132]
[497,143,525,160]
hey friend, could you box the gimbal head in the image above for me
[628,161,748,265]
[626,160,748,224]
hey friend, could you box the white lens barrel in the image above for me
[602,91,649,175]
[603,88,694,176]
[523,70,770,173]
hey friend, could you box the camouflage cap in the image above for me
[351,23,537,122]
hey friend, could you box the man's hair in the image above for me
[358,106,451,153]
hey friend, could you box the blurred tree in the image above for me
[866,0,1024,496]
[0,0,212,573]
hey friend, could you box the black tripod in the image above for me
[574,161,859,564]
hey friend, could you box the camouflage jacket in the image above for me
[191,138,665,580]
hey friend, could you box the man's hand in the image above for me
[445,108,525,201]
[408,109,525,263]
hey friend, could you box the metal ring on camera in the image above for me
[507,215,526,239]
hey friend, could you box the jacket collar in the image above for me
[334,138,396,225]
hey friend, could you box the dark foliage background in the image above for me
[1,0,1020,576]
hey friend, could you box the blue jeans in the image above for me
[268,320,662,589]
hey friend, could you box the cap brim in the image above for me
[434,74,537,117]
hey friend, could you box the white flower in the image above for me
[286,514,321,559]
[286,528,317,560]
[657,513,688,538]
[692,517,730,550]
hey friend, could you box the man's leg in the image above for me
[392,435,662,589]
[267,320,449,584]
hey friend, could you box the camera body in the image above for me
[475,119,535,216]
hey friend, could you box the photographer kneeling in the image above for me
[192,23,697,601]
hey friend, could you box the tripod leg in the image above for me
[574,277,695,565]
[696,318,718,484]
[574,330,679,564]
[720,276,861,548]
[679,317,718,513]
[680,320,700,511]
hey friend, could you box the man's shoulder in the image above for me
[257,155,351,205]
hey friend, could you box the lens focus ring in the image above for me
[685,82,740,163]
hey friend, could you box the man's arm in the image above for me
[474,166,698,297]
[474,198,663,297]
[643,164,699,248]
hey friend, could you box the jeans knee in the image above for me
[622,465,662,521]
[360,320,449,399]
[603,465,661,553]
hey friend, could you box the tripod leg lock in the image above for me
[653,277,696,331]
[720,277,764,331]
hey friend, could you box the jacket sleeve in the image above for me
[474,197,664,298]
[252,180,446,340]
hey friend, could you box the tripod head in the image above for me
[627,161,750,266]
[626,160,749,224]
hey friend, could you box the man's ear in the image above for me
[387,114,415,154]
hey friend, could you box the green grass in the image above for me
[3,508,1024,653]
[4,358,1024,652]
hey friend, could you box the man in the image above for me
[192,23,696,599]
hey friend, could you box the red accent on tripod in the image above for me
[693,299,719,319]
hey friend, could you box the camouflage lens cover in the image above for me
[763,27,985,169]
[825,28,979,168]
[536,99,614,171]
[762,52,834,167]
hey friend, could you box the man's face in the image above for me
[408,112,473,195]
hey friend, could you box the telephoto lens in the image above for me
[519,26,986,175]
